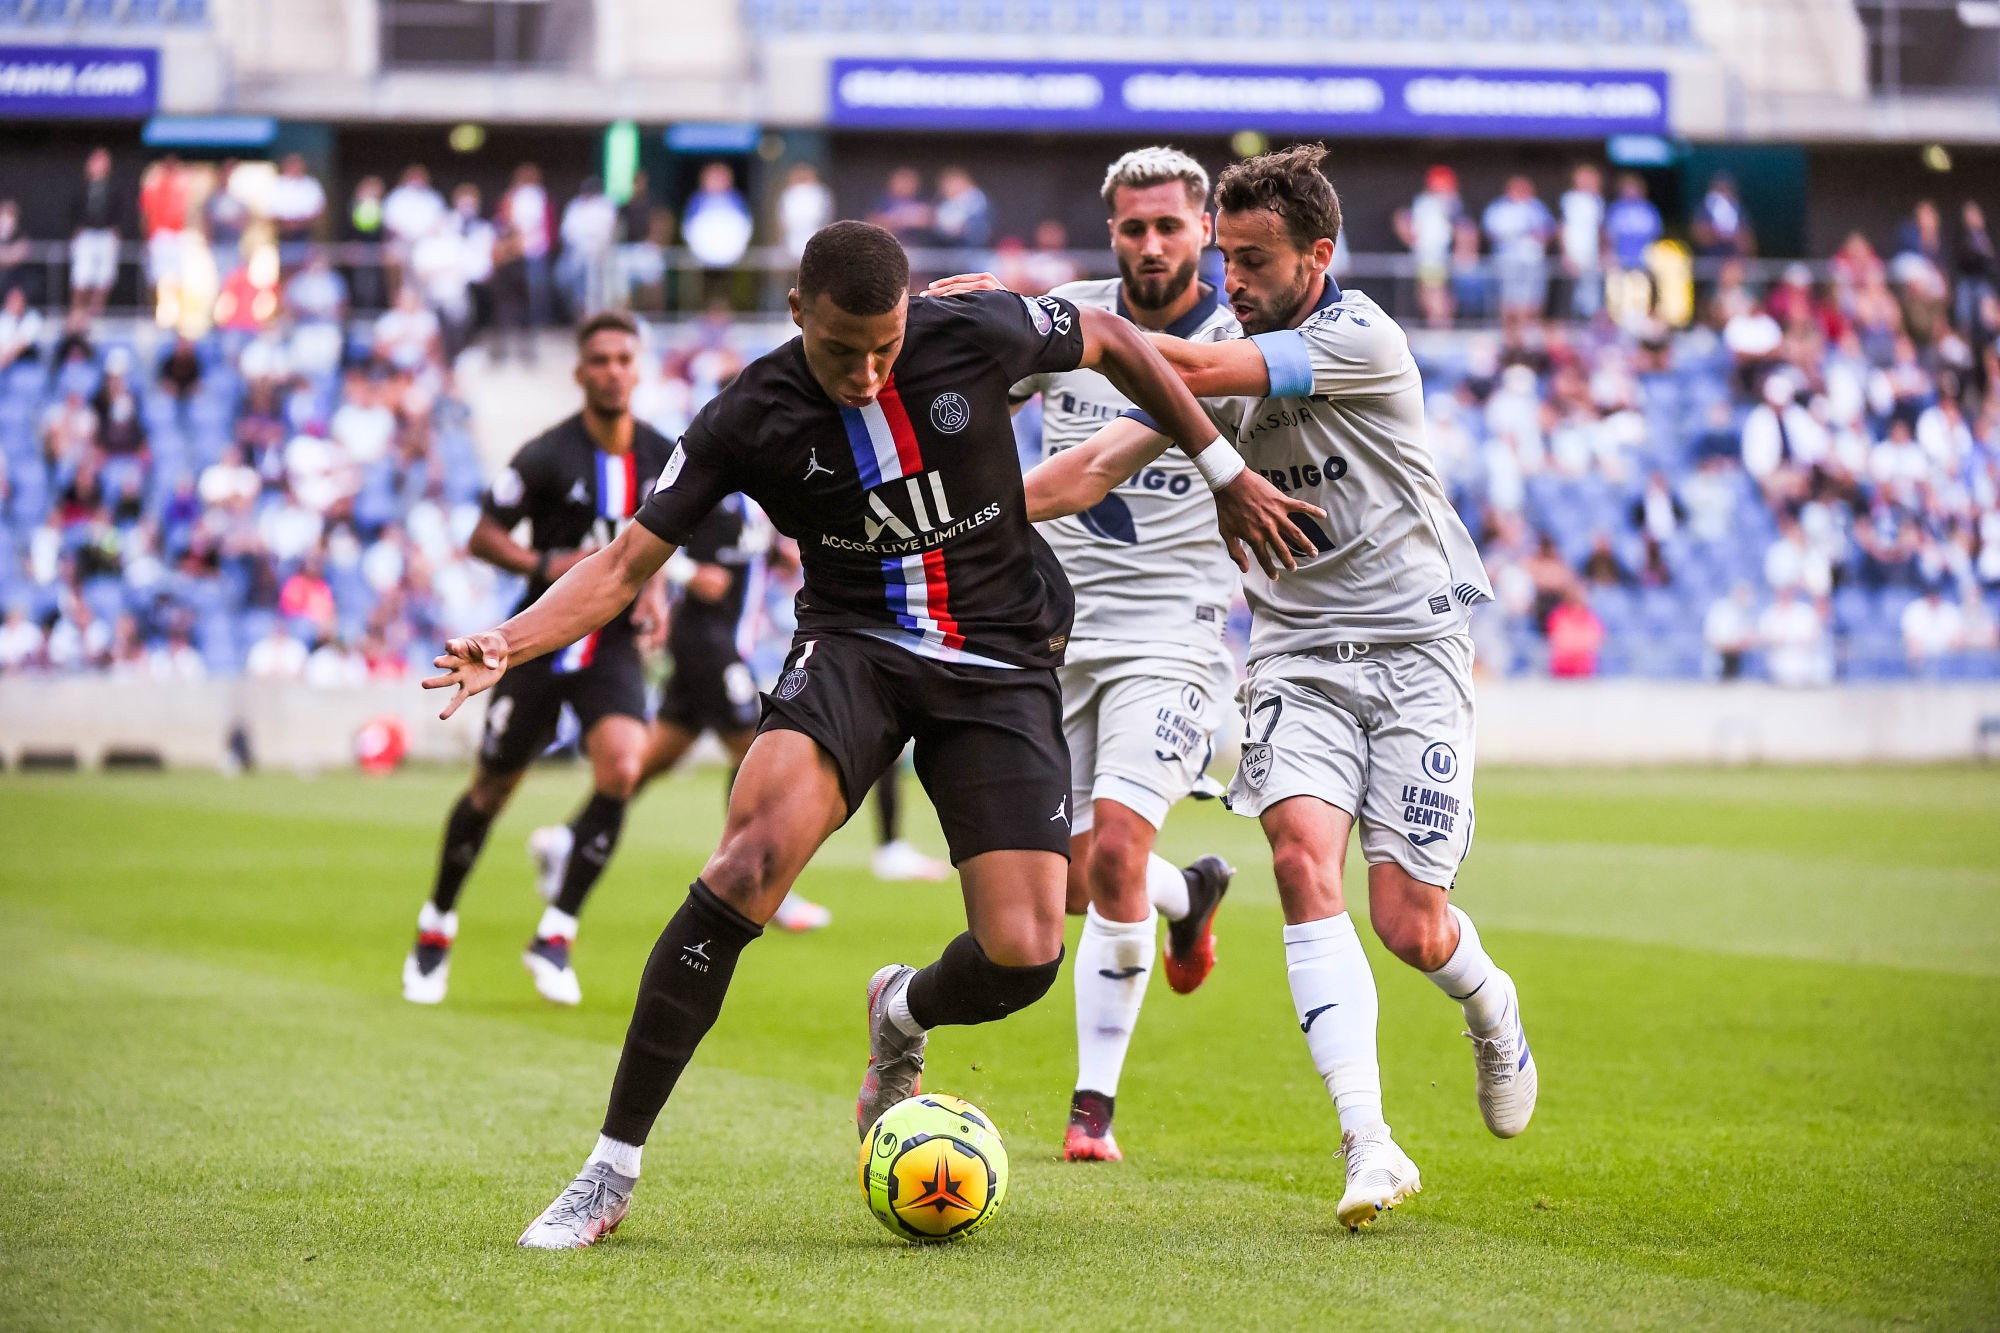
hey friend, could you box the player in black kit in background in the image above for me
[402,311,674,1010]
[525,495,835,932]
[423,222,1322,1249]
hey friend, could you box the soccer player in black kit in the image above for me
[423,222,1318,1248]
[402,311,674,1009]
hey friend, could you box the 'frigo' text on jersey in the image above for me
[1205,284,1493,659]
[634,289,1086,670]
[1012,278,1240,668]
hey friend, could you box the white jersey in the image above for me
[1204,284,1493,660]
[1012,278,1241,675]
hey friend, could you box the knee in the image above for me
[597,754,645,801]
[1084,821,1151,915]
[467,768,522,814]
[1370,892,1455,971]
[1269,839,1328,900]
[702,831,784,910]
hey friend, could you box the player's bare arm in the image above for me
[1143,333,1274,399]
[465,512,589,583]
[425,522,675,720]
[1023,417,1177,522]
[1074,305,1320,577]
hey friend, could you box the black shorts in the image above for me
[759,632,1072,864]
[479,632,648,773]
[658,638,761,738]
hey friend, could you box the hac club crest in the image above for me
[1240,742,1273,790]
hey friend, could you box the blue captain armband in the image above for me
[1250,330,1314,398]
[1118,408,1160,431]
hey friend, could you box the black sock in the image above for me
[874,767,901,846]
[553,792,628,917]
[430,792,494,914]
[601,879,763,1145]
[905,931,1063,1029]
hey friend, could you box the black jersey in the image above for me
[635,290,1086,669]
[670,494,761,661]
[482,413,676,625]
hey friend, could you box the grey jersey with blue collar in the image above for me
[1010,278,1240,669]
[1206,283,1493,659]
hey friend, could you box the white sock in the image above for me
[417,901,457,938]
[887,974,926,1038]
[587,1133,642,1179]
[536,905,579,942]
[1145,854,1190,920]
[1285,913,1384,1137]
[1073,905,1157,1097]
[1423,904,1509,1035]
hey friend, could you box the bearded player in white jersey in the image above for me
[967,143,1539,1231]
[1005,148,1244,1164]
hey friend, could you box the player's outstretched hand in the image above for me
[1214,470,1327,579]
[423,630,511,720]
[922,272,1006,298]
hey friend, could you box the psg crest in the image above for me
[776,668,809,701]
[1240,742,1272,790]
[930,392,970,434]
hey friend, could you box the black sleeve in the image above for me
[952,289,1086,383]
[680,505,726,563]
[481,438,543,529]
[634,403,741,549]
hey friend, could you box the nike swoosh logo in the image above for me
[1406,830,1448,847]
[1154,750,1182,764]
[1300,1003,1338,1033]
[1098,966,1147,980]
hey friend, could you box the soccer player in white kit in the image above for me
[1013,144,1539,1231]
[1006,148,1244,1163]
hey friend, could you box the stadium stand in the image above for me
[0,0,208,26]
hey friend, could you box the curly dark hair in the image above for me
[1214,143,1342,252]
[798,220,910,316]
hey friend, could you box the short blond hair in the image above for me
[1100,146,1210,212]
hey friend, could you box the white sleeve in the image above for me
[1251,310,1413,400]
[1008,371,1050,405]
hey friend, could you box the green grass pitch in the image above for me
[2,763,1997,1329]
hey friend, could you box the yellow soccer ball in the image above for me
[859,1093,1009,1244]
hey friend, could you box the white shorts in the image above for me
[71,229,118,291]
[1060,647,1233,836]
[1226,634,1476,887]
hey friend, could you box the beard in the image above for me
[1118,254,1198,316]
[1233,264,1315,336]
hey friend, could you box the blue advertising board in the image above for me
[830,59,1667,139]
[0,45,159,119]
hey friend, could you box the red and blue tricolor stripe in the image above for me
[837,378,968,662]
[553,450,640,674]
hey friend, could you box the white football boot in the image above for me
[1466,975,1538,1138]
[401,904,456,1005]
[871,839,949,883]
[1335,1127,1422,1231]
[527,824,573,906]
[522,934,582,1006]
[772,891,833,932]
[518,1161,635,1249]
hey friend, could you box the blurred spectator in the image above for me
[1396,165,1460,330]
[374,285,442,371]
[137,154,189,303]
[775,162,832,264]
[269,153,328,254]
[284,250,348,376]
[156,334,203,406]
[412,214,475,362]
[933,166,993,257]
[41,389,96,466]
[1954,201,1995,338]
[1558,163,1605,321]
[384,165,446,292]
[1545,588,1604,677]
[681,163,754,271]
[1482,176,1553,341]
[1765,513,1833,597]
[869,167,933,245]
[1449,216,1490,323]
[148,625,206,683]
[496,163,552,332]
[1901,585,1964,672]
[1703,583,1757,679]
[1605,173,1661,273]
[69,147,122,319]
[1691,173,1752,260]
[1581,533,1630,587]
[1760,586,1831,686]
[1893,200,1944,268]
[559,177,619,315]
[245,623,308,681]
[1020,220,1081,295]
[92,352,147,461]
[344,174,388,309]
[0,286,42,368]
[0,607,43,673]
[305,637,368,689]
[208,159,251,276]
[616,172,665,306]
[0,200,30,304]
